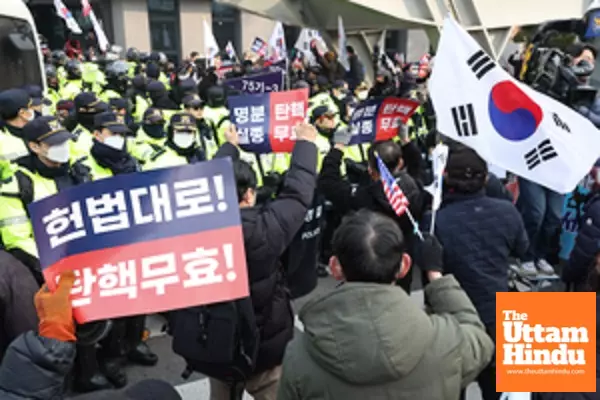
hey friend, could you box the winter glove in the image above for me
[415,233,444,274]
[333,126,353,146]
[35,271,76,342]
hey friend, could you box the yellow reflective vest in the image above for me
[0,126,29,179]
[141,145,189,171]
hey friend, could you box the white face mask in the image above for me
[104,135,126,151]
[23,109,35,122]
[173,132,195,149]
[356,91,368,101]
[45,141,70,163]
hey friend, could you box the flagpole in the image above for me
[429,210,437,236]
[405,208,424,241]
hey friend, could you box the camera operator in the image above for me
[567,42,600,125]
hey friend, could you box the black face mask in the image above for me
[76,112,96,129]
[143,124,166,139]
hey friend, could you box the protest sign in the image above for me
[251,37,268,57]
[29,160,248,323]
[228,88,309,154]
[348,97,420,145]
[224,71,284,94]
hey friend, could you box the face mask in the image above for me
[23,109,35,122]
[104,135,126,151]
[143,124,166,139]
[173,132,195,149]
[356,91,368,101]
[45,141,70,163]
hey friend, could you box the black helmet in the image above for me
[206,86,226,108]
[65,60,82,80]
[126,47,140,62]
[51,50,67,66]
[105,60,129,79]
[45,64,57,78]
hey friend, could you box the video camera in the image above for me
[518,24,597,108]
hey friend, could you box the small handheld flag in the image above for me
[376,154,424,240]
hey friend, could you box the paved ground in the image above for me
[69,274,483,399]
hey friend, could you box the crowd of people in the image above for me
[0,31,598,400]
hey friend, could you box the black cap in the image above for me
[94,111,130,134]
[147,80,167,95]
[182,94,203,108]
[446,144,488,180]
[25,85,51,107]
[74,92,108,113]
[332,80,346,89]
[109,97,128,111]
[170,113,196,132]
[143,108,165,125]
[316,76,329,87]
[310,105,334,124]
[0,89,31,117]
[23,116,74,145]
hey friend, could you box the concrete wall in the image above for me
[240,13,276,50]
[179,0,212,58]
[111,0,150,51]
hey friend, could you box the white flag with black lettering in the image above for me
[429,17,600,194]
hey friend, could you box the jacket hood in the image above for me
[299,282,433,385]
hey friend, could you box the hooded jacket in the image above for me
[277,275,494,400]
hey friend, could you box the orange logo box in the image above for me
[496,292,596,393]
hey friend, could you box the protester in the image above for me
[345,45,365,91]
[433,144,529,400]
[278,210,494,400]
[318,137,423,292]
[206,123,318,399]
[0,250,39,362]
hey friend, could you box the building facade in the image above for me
[25,0,279,60]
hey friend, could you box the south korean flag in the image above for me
[429,17,600,194]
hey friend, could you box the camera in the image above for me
[519,30,597,108]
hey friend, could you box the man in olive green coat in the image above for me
[277,210,494,400]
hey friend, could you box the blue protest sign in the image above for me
[228,89,309,154]
[29,160,249,323]
[224,71,284,94]
[348,97,420,145]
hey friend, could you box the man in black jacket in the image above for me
[318,133,423,293]
[210,124,318,399]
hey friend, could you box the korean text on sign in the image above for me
[224,71,284,94]
[348,97,420,145]
[228,88,309,154]
[29,159,249,323]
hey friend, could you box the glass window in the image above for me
[148,0,180,61]
[148,0,176,13]
[0,16,43,91]
[212,2,240,51]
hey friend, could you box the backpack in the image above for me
[171,296,260,384]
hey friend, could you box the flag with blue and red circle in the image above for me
[348,97,420,146]
[228,89,309,154]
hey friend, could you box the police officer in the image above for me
[143,113,205,170]
[100,61,130,103]
[81,111,138,179]
[71,92,109,158]
[126,47,140,77]
[60,59,87,100]
[129,108,167,162]
[202,86,230,146]
[129,74,150,123]
[0,116,91,285]
[0,89,36,178]
[147,81,179,123]
[308,76,337,121]
[25,85,52,118]
[45,65,61,111]
[182,94,217,158]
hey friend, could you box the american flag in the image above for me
[377,154,409,217]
